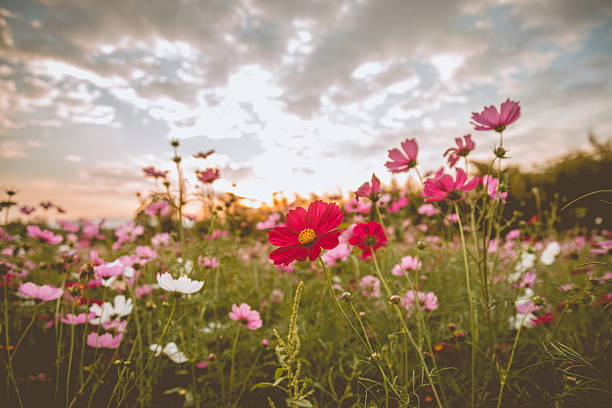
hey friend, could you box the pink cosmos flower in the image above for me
[135,245,157,263]
[481,175,508,202]
[145,201,170,217]
[94,261,124,278]
[196,361,209,369]
[256,213,281,230]
[344,198,371,214]
[444,134,475,167]
[151,232,172,248]
[321,243,352,266]
[392,255,422,276]
[229,303,262,330]
[81,219,105,240]
[388,197,409,213]
[471,99,521,132]
[356,174,383,202]
[401,291,439,313]
[359,275,381,298]
[61,312,96,325]
[196,168,220,184]
[422,168,480,202]
[518,271,536,289]
[444,214,459,225]
[385,138,418,173]
[113,221,144,250]
[197,256,218,268]
[57,220,79,233]
[506,229,520,241]
[18,282,63,302]
[418,203,440,217]
[135,284,154,298]
[87,332,123,349]
[26,225,63,244]
[270,289,284,303]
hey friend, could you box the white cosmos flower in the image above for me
[89,295,133,324]
[156,272,203,294]
[149,342,188,363]
[540,241,561,266]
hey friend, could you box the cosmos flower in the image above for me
[417,203,440,217]
[343,198,371,214]
[320,243,352,266]
[256,213,281,230]
[356,174,383,202]
[385,138,419,173]
[392,255,422,276]
[540,241,561,266]
[142,166,168,179]
[471,99,521,132]
[196,168,220,184]
[401,291,439,313]
[20,206,35,215]
[444,134,475,167]
[268,200,344,267]
[156,272,204,294]
[229,303,262,330]
[481,175,508,202]
[89,295,133,324]
[18,282,63,302]
[150,342,188,363]
[348,221,388,259]
[26,225,63,244]
[388,197,409,213]
[87,332,123,349]
[422,168,480,202]
[359,275,381,298]
[145,201,170,217]
[151,232,172,248]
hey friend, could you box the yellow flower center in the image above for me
[298,228,316,245]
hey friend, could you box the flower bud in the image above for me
[447,323,456,331]
[416,241,426,250]
[389,295,400,304]
[341,292,353,302]
[493,146,508,158]
[170,139,180,147]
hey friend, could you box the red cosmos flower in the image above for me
[268,201,344,267]
[385,138,418,173]
[348,221,388,259]
[444,134,475,167]
[356,174,383,202]
[196,168,220,184]
[422,168,480,202]
[471,99,520,132]
[531,312,557,326]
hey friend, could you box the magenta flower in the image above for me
[356,174,383,202]
[57,220,79,233]
[444,134,475,167]
[481,175,508,202]
[385,138,418,173]
[196,168,220,184]
[135,284,154,298]
[94,261,124,278]
[229,303,262,330]
[18,282,63,302]
[142,166,168,179]
[20,206,35,215]
[418,203,440,217]
[392,255,422,276]
[151,232,172,248]
[26,225,63,244]
[87,332,123,349]
[471,99,520,132]
[422,168,480,202]
[320,243,352,266]
[197,256,218,268]
[388,197,409,213]
[135,245,158,263]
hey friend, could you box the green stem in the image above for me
[228,325,240,402]
[117,296,177,407]
[455,203,477,408]
[496,305,531,408]
[4,277,24,408]
[548,302,569,344]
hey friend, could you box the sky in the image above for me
[1,0,611,219]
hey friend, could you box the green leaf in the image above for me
[274,367,283,380]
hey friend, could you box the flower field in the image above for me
[1,100,611,408]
